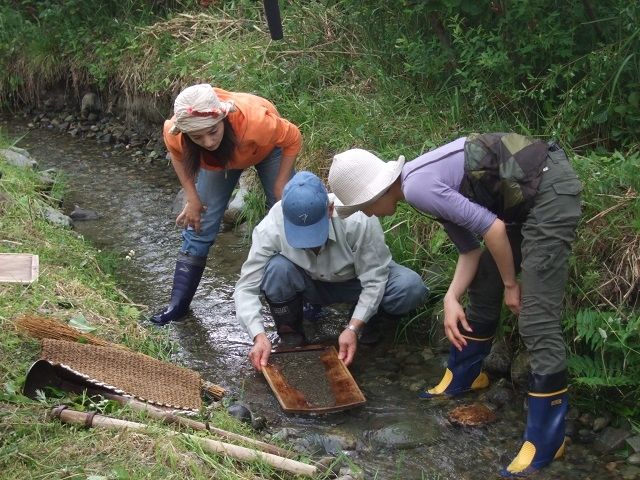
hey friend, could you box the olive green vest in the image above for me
[461,133,550,223]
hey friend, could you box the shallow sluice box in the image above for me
[262,345,366,414]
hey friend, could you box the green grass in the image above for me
[0,149,314,479]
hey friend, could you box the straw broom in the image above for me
[15,315,126,349]
[14,315,225,399]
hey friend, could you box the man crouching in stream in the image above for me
[233,171,428,371]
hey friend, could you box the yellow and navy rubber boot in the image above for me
[418,332,493,399]
[501,370,568,477]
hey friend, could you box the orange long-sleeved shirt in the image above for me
[163,88,302,171]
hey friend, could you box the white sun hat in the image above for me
[328,148,405,218]
[168,83,235,135]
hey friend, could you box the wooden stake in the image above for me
[52,407,318,478]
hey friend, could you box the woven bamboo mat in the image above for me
[41,339,201,410]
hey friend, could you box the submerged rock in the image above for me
[69,204,101,221]
[365,420,440,450]
[294,433,355,456]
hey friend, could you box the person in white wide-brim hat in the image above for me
[328,134,582,478]
[150,83,302,327]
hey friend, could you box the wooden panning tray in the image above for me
[262,345,366,414]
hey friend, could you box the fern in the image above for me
[566,309,640,389]
[568,355,637,387]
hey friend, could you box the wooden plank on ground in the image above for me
[0,253,39,283]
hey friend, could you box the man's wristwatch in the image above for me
[345,324,361,339]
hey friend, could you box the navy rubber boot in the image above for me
[501,370,568,477]
[149,254,206,326]
[418,333,493,399]
[267,295,306,347]
[303,302,323,322]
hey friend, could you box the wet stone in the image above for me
[272,427,297,442]
[628,453,640,466]
[366,419,440,450]
[567,406,580,421]
[484,380,514,409]
[578,428,596,444]
[594,427,632,453]
[42,206,73,228]
[250,415,266,431]
[226,403,252,424]
[70,205,100,221]
[620,464,640,479]
[0,147,38,169]
[294,433,353,456]
[627,435,640,453]
[593,415,611,432]
[579,412,594,428]
[484,339,512,375]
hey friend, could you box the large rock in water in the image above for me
[366,419,441,449]
[0,147,38,169]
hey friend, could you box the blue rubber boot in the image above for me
[267,295,306,347]
[418,333,493,399]
[149,254,206,326]
[501,370,568,477]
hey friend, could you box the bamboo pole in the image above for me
[102,393,294,458]
[52,407,318,478]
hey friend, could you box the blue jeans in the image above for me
[181,147,286,257]
[260,254,428,316]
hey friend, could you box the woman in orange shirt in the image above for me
[150,83,302,326]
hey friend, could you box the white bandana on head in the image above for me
[169,83,235,135]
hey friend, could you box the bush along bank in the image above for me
[0,145,339,479]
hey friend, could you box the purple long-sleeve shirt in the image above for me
[401,137,497,253]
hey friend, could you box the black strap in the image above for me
[85,411,98,428]
[52,405,68,418]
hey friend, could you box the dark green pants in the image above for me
[467,148,582,374]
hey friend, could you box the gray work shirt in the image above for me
[234,194,392,340]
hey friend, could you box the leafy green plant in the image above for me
[566,309,640,387]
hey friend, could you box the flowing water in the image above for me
[3,117,630,480]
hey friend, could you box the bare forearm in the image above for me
[171,158,199,201]
[446,248,482,300]
[483,219,517,287]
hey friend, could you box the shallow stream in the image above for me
[3,118,629,480]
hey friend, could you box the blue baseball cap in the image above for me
[282,171,330,248]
